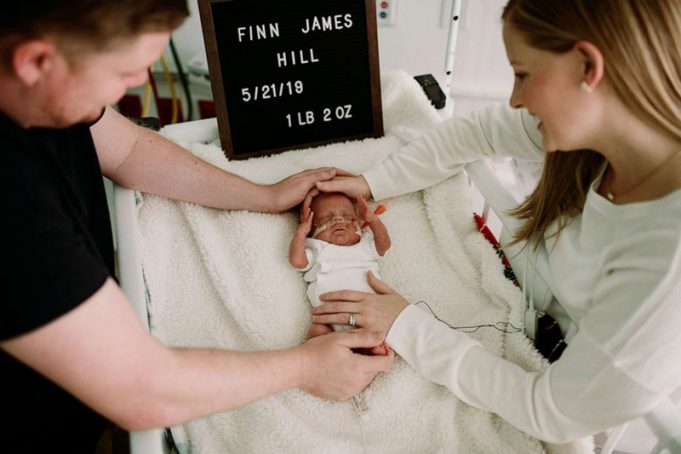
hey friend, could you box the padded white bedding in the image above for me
[136,70,593,453]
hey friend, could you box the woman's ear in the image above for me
[574,40,604,91]
[12,39,57,86]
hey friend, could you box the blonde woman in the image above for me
[311,0,681,444]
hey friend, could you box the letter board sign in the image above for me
[198,0,384,159]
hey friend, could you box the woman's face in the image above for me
[502,24,601,152]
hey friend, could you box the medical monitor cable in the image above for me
[414,301,523,334]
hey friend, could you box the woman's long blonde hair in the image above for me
[502,0,681,243]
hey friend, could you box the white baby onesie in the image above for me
[298,231,381,311]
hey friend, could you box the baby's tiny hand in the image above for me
[357,342,391,356]
[300,190,317,223]
[297,209,314,236]
[357,195,377,224]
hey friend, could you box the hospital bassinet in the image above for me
[113,90,680,454]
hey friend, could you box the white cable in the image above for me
[357,412,369,454]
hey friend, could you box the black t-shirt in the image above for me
[0,110,114,452]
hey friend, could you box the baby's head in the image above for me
[309,192,361,246]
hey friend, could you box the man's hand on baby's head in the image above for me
[268,167,340,212]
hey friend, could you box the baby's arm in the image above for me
[289,209,313,268]
[357,195,391,256]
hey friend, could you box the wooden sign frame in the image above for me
[198,0,383,159]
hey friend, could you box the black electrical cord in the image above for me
[169,37,193,121]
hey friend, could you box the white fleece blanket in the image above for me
[137,70,594,454]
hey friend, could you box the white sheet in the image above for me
[137,70,593,453]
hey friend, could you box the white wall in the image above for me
[169,0,513,117]
[372,0,513,114]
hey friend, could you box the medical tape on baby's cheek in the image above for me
[311,219,357,238]
[312,224,328,238]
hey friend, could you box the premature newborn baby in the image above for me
[289,192,390,350]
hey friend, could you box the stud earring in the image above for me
[580,81,593,93]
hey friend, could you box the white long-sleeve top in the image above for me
[365,103,681,443]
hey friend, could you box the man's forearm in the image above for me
[0,280,311,431]
[125,345,308,430]
[92,107,272,211]
[3,278,390,431]
[112,127,271,211]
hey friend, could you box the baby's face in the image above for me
[310,193,361,246]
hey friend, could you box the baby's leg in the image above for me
[366,342,390,356]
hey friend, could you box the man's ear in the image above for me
[574,40,604,90]
[12,39,58,86]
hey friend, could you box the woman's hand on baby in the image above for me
[298,329,394,400]
[266,167,352,212]
[316,175,372,200]
[311,272,409,335]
